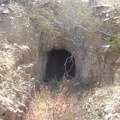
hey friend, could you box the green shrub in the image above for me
[57,0,103,32]
[26,0,55,34]
[26,0,103,33]
[105,34,120,52]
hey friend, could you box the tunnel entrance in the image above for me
[45,49,75,81]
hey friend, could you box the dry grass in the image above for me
[26,79,85,120]
[26,78,120,120]
[96,0,120,8]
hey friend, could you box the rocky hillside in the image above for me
[0,2,36,120]
[0,43,35,120]
[0,0,119,120]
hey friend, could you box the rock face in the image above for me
[0,44,35,120]
[0,2,36,120]
[36,30,118,85]
[0,0,9,4]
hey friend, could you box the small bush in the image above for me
[26,0,103,35]
[105,34,120,52]
[26,0,55,35]
[57,0,103,32]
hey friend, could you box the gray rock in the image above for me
[0,0,9,4]
[2,8,10,14]
[0,116,9,120]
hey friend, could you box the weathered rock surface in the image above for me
[0,2,36,120]
[83,84,120,120]
[0,43,35,120]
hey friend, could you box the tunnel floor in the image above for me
[45,49,75,81]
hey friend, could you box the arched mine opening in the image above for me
[45,49,75,81]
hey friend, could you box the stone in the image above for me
[0,116,9,120]
[2,8,10,14]
[0,0,9,4]
[104,106,113,113]
[105,113,113,120]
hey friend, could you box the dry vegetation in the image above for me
[26,77,120,120]
[26,79,85,120]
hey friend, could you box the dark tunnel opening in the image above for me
[45,49,75,81]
